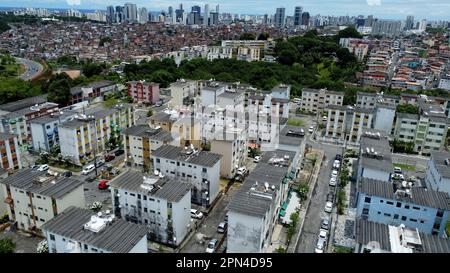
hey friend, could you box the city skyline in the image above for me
[0,0,450,20]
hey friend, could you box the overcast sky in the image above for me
[1,0,450,20]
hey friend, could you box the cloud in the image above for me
[366,0,381,6]
[66,0,81,5]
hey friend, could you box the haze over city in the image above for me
[1,0,450,19]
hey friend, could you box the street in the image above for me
[14,57,43,81]
[296,139,343,253]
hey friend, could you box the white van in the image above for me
[82,164,95,175]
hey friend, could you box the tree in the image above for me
[290,212,300,227]
[336,26,362,40]
[257,33,269,40]
[239,32,256,40]
[147,109,153,117]
[46,74,73,106]
[396,104,419,114]
[82,62,105,78]
[0,238,15,253]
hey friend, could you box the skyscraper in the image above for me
[204,4,210,26]
[274,7,285,28]
[365,15,374,27]
[124,3,137,22]
[372,20,402,36]
[294,6,302,26]
[405,15,415,30]
[301,12,310,26]
[115,6,124,23]
[106,6,115,23]
[138,7,148,24]
[191,5,201,14]
[210,12,219,25]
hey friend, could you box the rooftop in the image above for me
[124,125,174,142]
[359,177,450,210]
[0,94,48,112]
[41,206,147,253]
[279,125,305,147]
[359,133,393,172]
[356,219,450,253]
[0,169,84,199]
[150,111,173,123]
[430,151,450,179]
[110,170,191,202]
[152,145,222,167]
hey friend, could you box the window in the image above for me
[386,201,394,205]
[404,205,410,209]
[401,216,407,221]
[364,197,371,203]
[49,234,55,241]
[396,202,401,208]
[384,213,391,217]
[412,206,420,210]
[394,214,399,220]
[410,218,417,222]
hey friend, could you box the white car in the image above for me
[308,126,314,133]
[322,116,328,121]
[315,238,326,253]
[82,164,95,175]
[333,160,340,169]
[205,239,218,253]
[318,229,328,240]
[331,170,338,178]
[190,209,204,219]
[237,166,247,176]
[329,177,337,187]
[37,164,49,172]
[324,201,333,213]
[394,167,402,174]
[253,156,261,163]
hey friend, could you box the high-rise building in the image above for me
[216,4,219,13]
[106,6,115,23]
[365,15,374,27]
[124,3,138,22]
[204,4,210,26]
[301,12,310,26]
[405,15,415,30]
[274,7,285,28]
[191,5,201,14]
[138,7,148,24]
[419,19,427,32]
[115,6,124,23]
[168,6,173,15]
[372,20,402,36]
[294,6,302,26]
[210,12,219,25]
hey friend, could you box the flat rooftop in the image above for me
[41,206,147,253]
[152,145,222,167]
[430,151,450,179]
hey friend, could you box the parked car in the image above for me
[95,158,105,167]
[217,222,227,233]
[98,180,111,190]
[190,209,204,219]
[37,164,49,172]
[47,170,58,176]
[318,229,328,240]
[394,167,402,174]
[114,149,124,156]
[322,116,328,121]
[104,154,115,162]
[253,156,261,163]
[61,171,72,177]
[326,193,334,203]
[315,238,326,253]
[206,239,218,253]
[321,219,330,230]
[331,170,338,178]
[329,177,337,187]
[333,160,340,169]
[224,212,229,223]
[335,154,342,161]
[236,166,247,176]
[324,201,333,213]
[82,164,96,175]
[308,126,314,133]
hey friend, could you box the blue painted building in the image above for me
[356,178,450,236]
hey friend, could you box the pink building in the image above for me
[127,81,160,104]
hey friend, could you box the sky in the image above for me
[1,0,450,20]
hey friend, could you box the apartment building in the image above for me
[438,75,450,91]
[211,128,248,179]
[70,80,117,105]
[339,38,370,61]
[236,46,261,62]
[169,79,197,107]
[227,150,294,253]
[151,145,221,207]
[149,111,176,132]
[356,177,450,236]
[0,101,59,146]
[0,133,22,170]
[42,206,148,253]
[425,151,450,194]
[30,111,77,152]
[221,40,269,50]
[0,169,85,232]
[207,46,233,61]
[127,81,160,104]
[58,104,135,166]
[124,125,176,168]
[356,92,399,110]
[394,112,448,154]
[201,82,228,106]
[325,105,374,144]
[110,170,191,246]
[300,88,344,114]
[355,219,450,253]
[373,103,396,135]
[357,132,393,182]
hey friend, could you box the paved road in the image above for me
[15,57,43,81]
[296,140,343,253]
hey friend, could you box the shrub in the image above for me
[0,238,15,253]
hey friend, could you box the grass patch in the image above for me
[393,163,416,171]
[334,246,354,253]
[287,118,305,127]
[446,222,450,237]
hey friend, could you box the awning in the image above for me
[279,209,286,217]
[281,202,288,210]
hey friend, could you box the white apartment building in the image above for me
[438,75,450,91]
[357,133,393,183]
[236,47,261,62]
[110,170,192,246]
[58,104,134,166]
[169,79,197,107]
[207,46,233,61]
[151,145,221,207]
[201,82,227,106]
[0,169,85,232]
[0,133,22,170]
[227,150,294,253]
[211,128,248,179]
[124,125,177,168]
[42,206,148,253]
[300,88,344,114]
[425,151,450,194]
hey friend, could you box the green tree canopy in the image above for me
[0,238,15,253]
[239,32,256,40]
